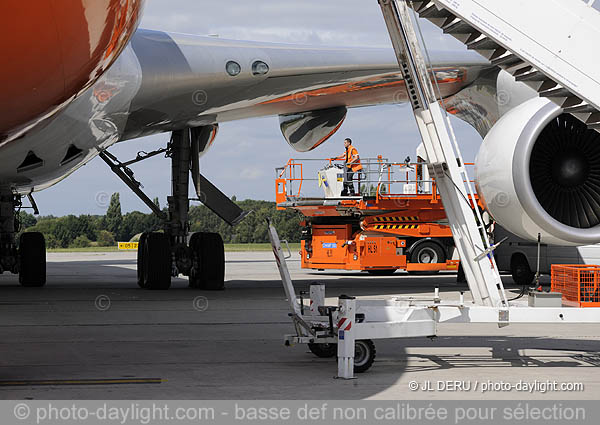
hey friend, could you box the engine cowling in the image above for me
[476,97,600,246]
[279,106,347,152]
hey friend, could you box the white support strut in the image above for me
[267,220,302,317]
[378,0,507,309]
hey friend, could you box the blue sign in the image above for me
[322,242,337,249]
[339,330,345,340]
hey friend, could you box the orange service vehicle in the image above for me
[275,153,481,275]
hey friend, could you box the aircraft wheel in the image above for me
[143,233,171,290]
[354,339,376,373]
[188,233,201,289]
[137,232,148,288]
[308,343,337,358]
[511,254,535,286]
[189,232,225,290]
[19,232,46,287]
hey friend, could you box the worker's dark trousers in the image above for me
[344,170,355,195]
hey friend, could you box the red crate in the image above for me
[551,265,600,307]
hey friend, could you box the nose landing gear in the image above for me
[1,186,45,287]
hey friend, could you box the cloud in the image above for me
[240,166,266,180]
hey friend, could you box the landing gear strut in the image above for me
[0,185,45,287]
[101,126,247,290]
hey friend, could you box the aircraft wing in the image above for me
[0,28,496,192]
[116,29,495,142]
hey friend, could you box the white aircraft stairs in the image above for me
[409,0,600,131]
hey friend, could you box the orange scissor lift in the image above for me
[275,155,478,274]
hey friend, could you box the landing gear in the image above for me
[138,232,171,290]
[101,126,247,290]
[136,232,147,288]
[18,232,46,287]
[189,232,225,290]
[1,186,44,287]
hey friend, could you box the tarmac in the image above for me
[0,251,598,400]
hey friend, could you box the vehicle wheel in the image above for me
[410,240,445,264]
[354,339,376,373]
[143,232,171,290]
[19,232,46,287]
[511,254,535,286]
[308,343,337,358]
[137,232,148,288]
[367,269,397,276]
[408,240,446,275]
[189,232,225,290]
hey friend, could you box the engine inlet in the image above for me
[530,114,600,229]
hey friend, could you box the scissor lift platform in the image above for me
[275,156,476,273]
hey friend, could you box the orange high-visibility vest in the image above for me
[345,146,362,172]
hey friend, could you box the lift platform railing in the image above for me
[275,156,476,204]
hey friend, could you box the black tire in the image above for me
[137,233,148,288]
[354,339,376,373]
[408,240,446,275]
[189,232,225,290]
[367,269,397,276]
[19,232,46,287]
[143,233,171,290]
[188,233,201,289]
[511,254,535,286]
[410,240,446,264]
[308,343,337,358]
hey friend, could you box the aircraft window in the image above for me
[252,61,269,76]
[226,61,241,76]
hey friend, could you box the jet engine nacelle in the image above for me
[279,106,347,152]
[476,97,600,246]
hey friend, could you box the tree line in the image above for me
[19,193,302,249]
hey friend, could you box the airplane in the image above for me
[1,0,598,291]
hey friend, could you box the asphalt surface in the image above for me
[0,251,598,400]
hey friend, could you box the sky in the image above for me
[31,0,545,216]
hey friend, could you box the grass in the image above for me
[224,243,300,252]
[47,243,301,253]
[47,246,120,253]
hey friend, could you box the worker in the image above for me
[332,138,362,196]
